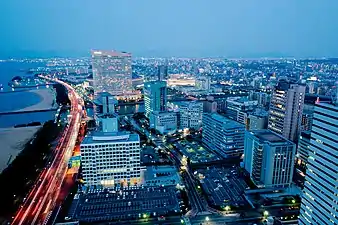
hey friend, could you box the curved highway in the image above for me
[11,77,83,225]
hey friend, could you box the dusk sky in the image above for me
[1,0,338,58]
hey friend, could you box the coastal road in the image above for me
[11,78,83,225]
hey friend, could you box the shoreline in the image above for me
[0,126,41,173]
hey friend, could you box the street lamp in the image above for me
[263,210,269,217]
[180,219,184,224]
[205,216,210,221]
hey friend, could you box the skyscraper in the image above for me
[299,102,338,225]
[144,81,167,118]
[268,80,306,142]
[91,50,133,96]
[157,64,168,81]
[244,130,296,188]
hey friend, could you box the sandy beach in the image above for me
[0,126,41,172]
[15,88,57,112]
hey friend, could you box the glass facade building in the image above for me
[91,50,133,96]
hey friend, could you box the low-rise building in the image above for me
[143,166,181,187]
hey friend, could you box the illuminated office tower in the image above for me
[268,80,306,142]
[299,102,338,225]
[202,113,245,157]
[244,130,296,188]
[144,81,167,118]
[80,132,141,187]
[91,50,132,96]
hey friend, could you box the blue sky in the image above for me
[1,0,338,58]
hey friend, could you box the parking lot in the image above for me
[197,167,248,208]
[141,146,162,165]
[174,140,221,164]
[68,185,180,223]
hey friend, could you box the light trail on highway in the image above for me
[11,77,83,225]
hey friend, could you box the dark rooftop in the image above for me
[251,129,291,144]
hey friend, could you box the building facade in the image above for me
[202,113,245,158]
[244,130,296,188]
[203,96,218,113]
[299,102,338,225]
[226,97,258,123]
[179,101,203,130]
[80,132,141,187]
[144,81,167,118]
[91,50,133,96]
[150,111,177,134]
[296,131,311,168]
[246,109,269,130]
[268,80,306,142]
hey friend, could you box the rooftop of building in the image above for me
[305,94,332,105]
[144,80,167,87]
[205,113,245,128]
[96,113,119,119]
[91,50,131,57]
[81,131,139,144]
[249,129,293,144]
[249,108,269,117]
[275,79,305,91]
[151,111,176,116]
[144,166,180,182]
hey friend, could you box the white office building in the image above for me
[150,111,177,134]
[202,113,245,158]
[244,129,296,188]
[80,132,141,187]
[179,101,203,130]
[299,102,338,225]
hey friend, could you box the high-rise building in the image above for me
[244,130,296,188]
[226,97,258,123]
[101,93,117,115]
[296,131,311,168]
[268,80,306,142]
[144,81,167,118]
[246,108,269,130]
[157,65,168,81]
[203,96,217,113]
[202,113,245,158]
[80,132,141,187]
[91,50,132,96]
[179,101,203,130]
[299,102,338,225]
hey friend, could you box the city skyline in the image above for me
[1,0,338,58]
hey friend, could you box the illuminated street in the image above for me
[11,78,83,225]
